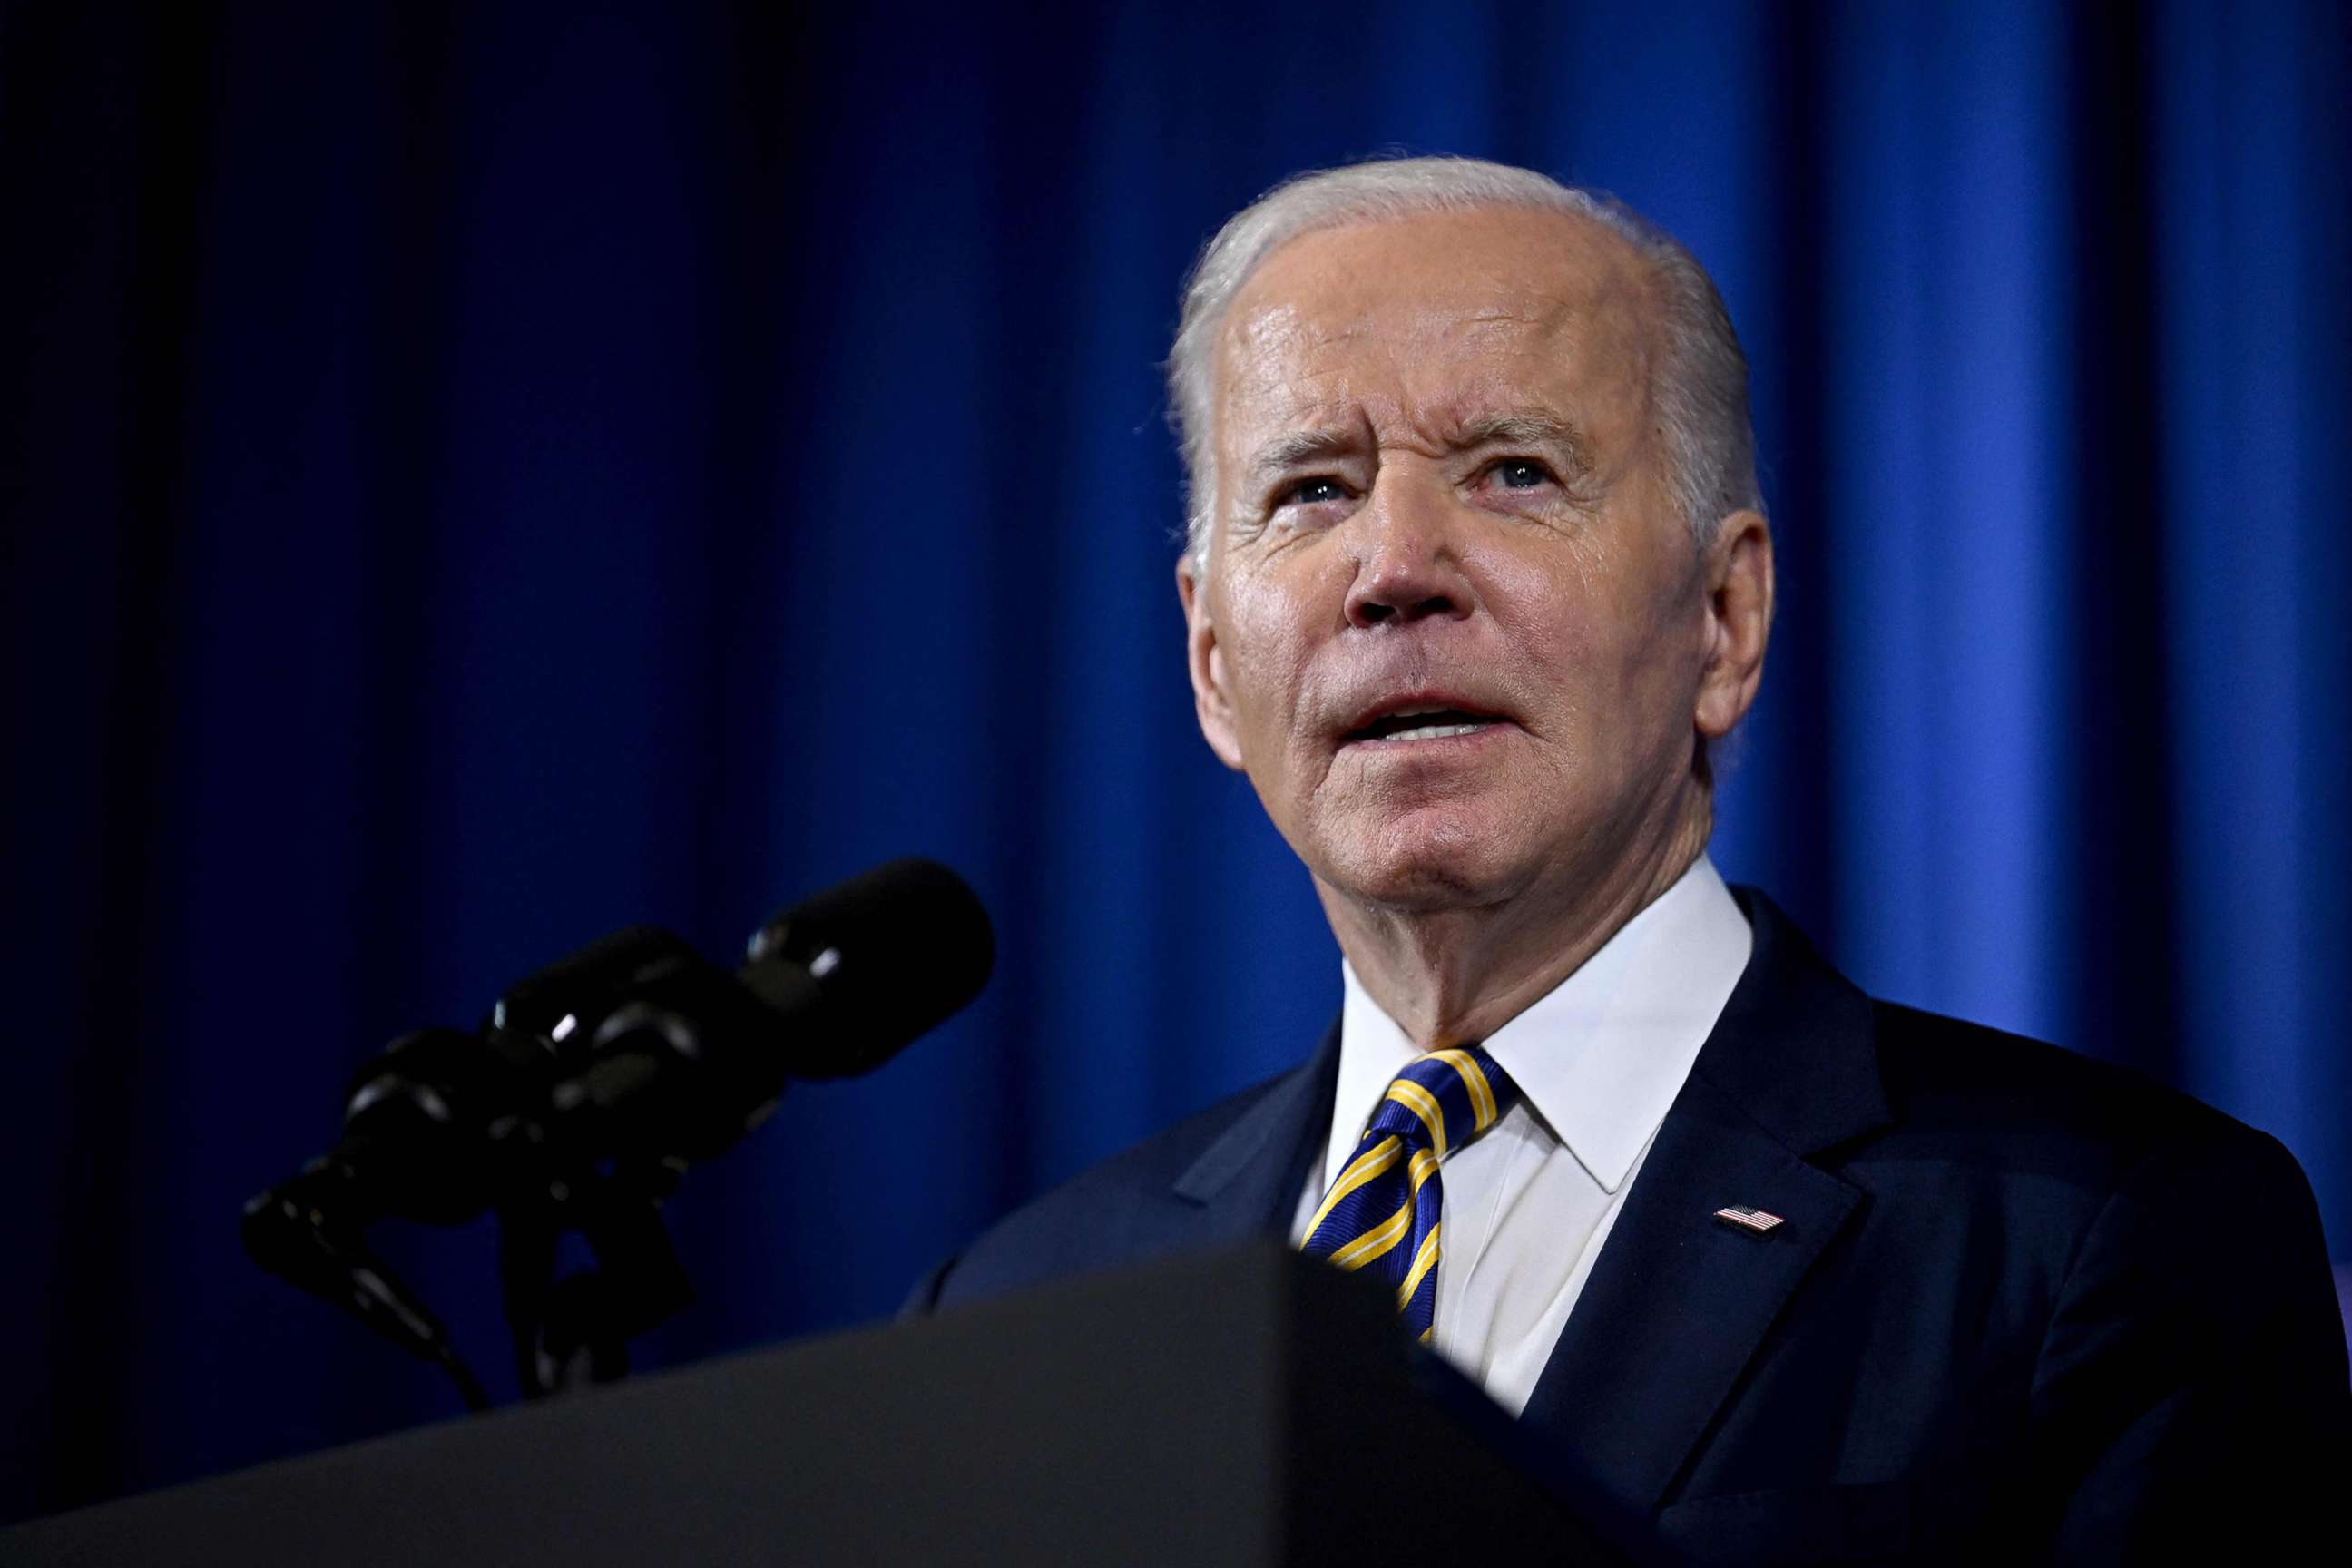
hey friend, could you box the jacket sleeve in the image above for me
[2029,1123,2349,1563]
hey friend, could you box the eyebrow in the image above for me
[1451,412,1597,478]
[1240,410,1598,494]
[1241,426,1367,490]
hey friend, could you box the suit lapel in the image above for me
[1519,891,1891,1513]
[1169,1016,1341,1238]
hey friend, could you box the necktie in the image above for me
[1298,1044,1520,1341]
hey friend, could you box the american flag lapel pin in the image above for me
[1713,1205,1786,1235]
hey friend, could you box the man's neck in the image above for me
[1317,799,1712,1049]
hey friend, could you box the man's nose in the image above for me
[1343,478,1475,630]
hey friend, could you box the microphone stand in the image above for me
[495,1153,693,1398]
[242,1162,494,1413]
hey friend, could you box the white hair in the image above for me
[1167,155,1764,564]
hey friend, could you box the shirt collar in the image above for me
[1326,855,1755,1194]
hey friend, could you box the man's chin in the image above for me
[1310,820,1532,914]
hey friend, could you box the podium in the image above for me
[2,1243,1626,1564]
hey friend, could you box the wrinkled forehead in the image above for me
[1210,207,1661,442]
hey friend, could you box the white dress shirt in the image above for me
[1289,856,1754,1415]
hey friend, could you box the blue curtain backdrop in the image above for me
[3,0,2346,1524]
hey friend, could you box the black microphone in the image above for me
[550,857,996,1158]
[246,856,995,1269]
[743,855,998,1078]
[243,858,994,1404]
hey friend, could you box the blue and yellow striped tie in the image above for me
[1298,1044,1520,1341]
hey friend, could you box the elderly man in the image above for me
[910,158,2346,1559]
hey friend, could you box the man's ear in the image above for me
[1176,555,1247,771]
[1693,509,1773,740]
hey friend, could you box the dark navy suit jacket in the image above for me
[910,891,2348,1563]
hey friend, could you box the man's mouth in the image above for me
[1341,703,1510,745]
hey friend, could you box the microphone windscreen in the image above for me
[740,857,995,1077]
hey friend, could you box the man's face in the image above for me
[1180,205,1748,916]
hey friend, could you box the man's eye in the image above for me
[1491,459,1553,491]
[1284,476,1348,506]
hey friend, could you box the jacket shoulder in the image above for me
[906,1063,1306,1315]
[1853,1000,2332,1327]
[1867,1000,2293,1181]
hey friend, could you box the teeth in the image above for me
[1387,722,1485,741]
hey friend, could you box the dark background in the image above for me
[4,0,2346,1526]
